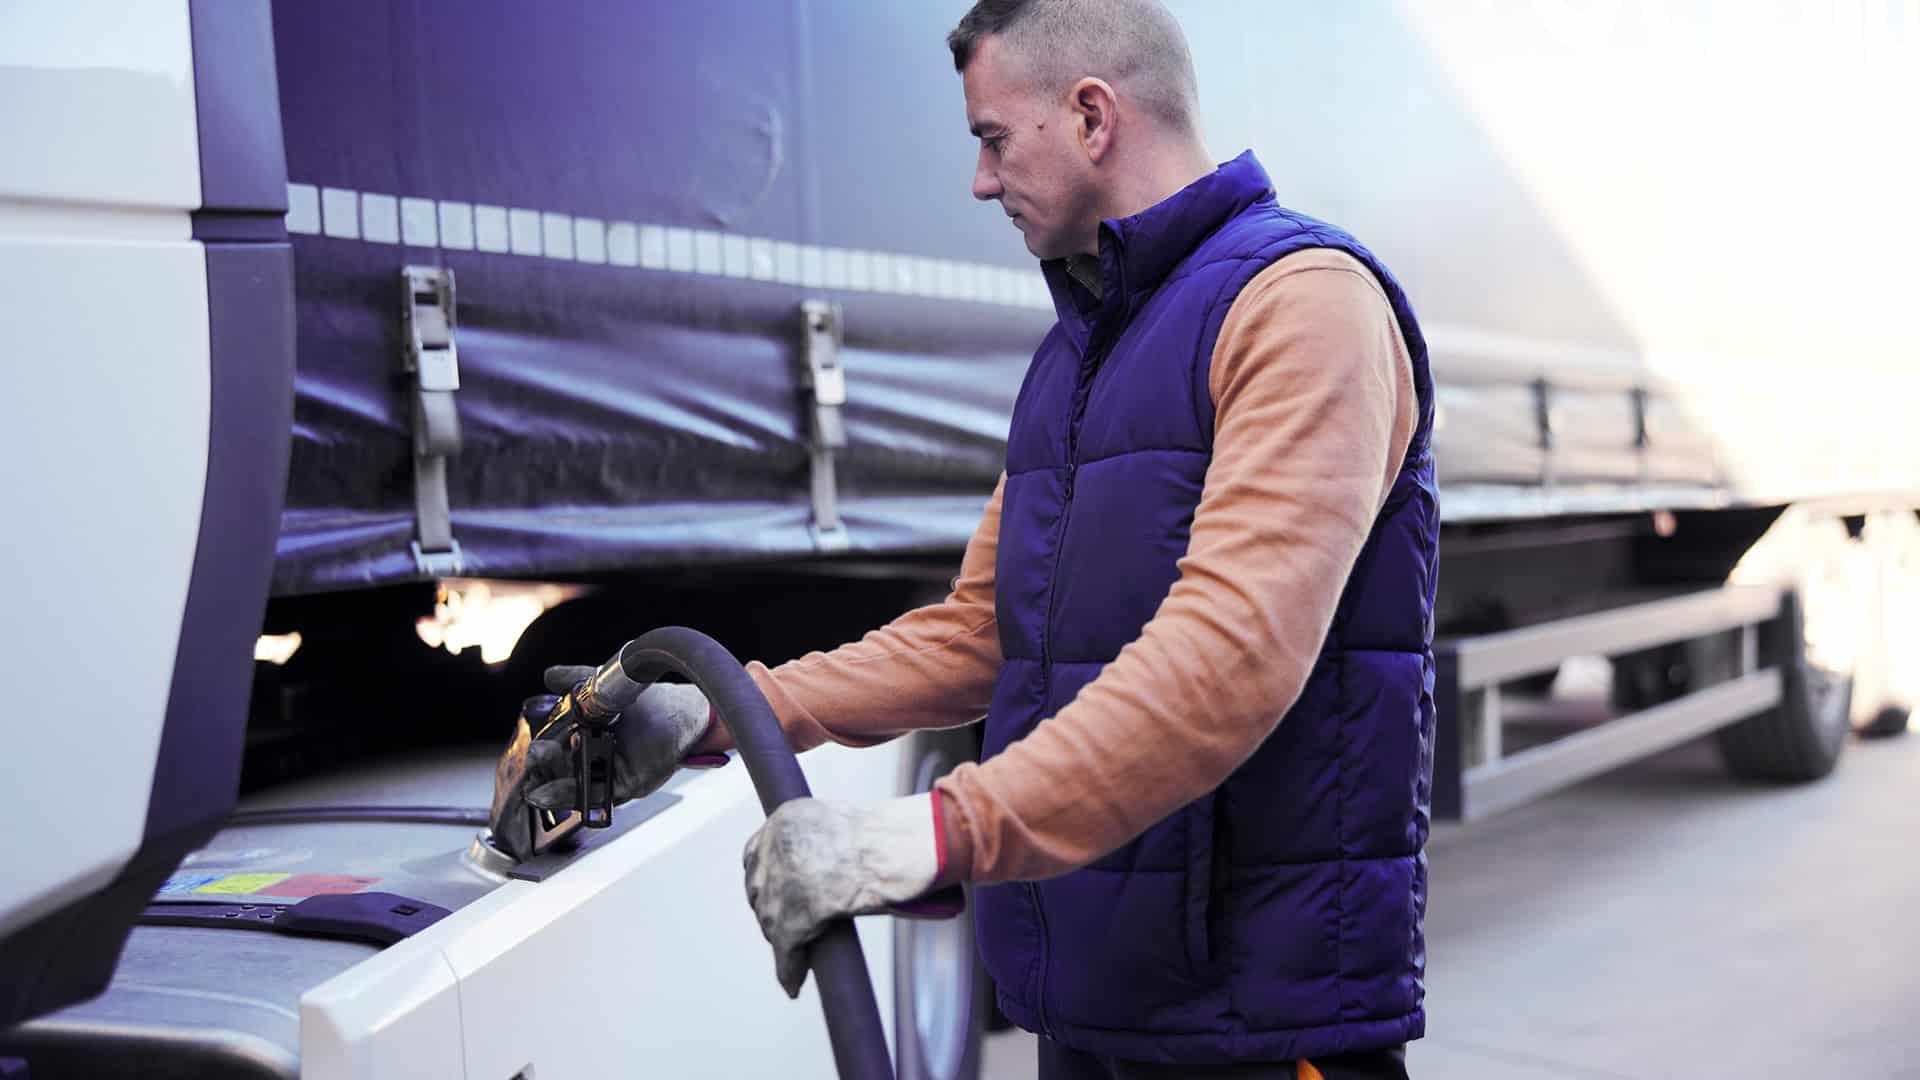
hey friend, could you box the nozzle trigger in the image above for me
[575,722,617,829]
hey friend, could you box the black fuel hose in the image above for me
[612,626,892,1080]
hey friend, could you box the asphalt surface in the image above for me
[982,726,1920,1079]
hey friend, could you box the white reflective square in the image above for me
[437,201,475,250]
[359,193,399,244]
[990,267,1012,304]
[799,245,825,288]
[918,258,945,298]
[574,217,607,264]
[608,222,639,266]
[542,212,574,259]
[986,267,1010,305]
[401,197,438,247]
[666,227,695,272]
[285,183,320,235]
[509,209,542,255]
[693,230,723,274]
[321,187,358,239]
[1025,274,1051,308]
[847,251,873,292]
[639,225,667,269]
[474,205,510,252]
[749,237,776,280]
[722,233,750,277]
[775,242,802,284]
[955,262,980,302]
[823,249,850,290]
[870,253,896,294]
[1005,269,1029,307]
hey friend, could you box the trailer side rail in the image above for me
[1433,585,1788,822]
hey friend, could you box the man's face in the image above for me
[962,35,1097,260]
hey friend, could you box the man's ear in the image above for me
[1069,77,1119,163]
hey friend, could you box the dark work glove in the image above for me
[488,694,573,862]
[521,665,723,810]
[488,667,724,861]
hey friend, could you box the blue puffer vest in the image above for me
[975,152,1438,1064]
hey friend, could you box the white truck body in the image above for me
[0,3,212,942]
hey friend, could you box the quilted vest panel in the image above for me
[975,152,1439,1065]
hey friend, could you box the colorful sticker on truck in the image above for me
[191,873,293,895]
[257,874,382,897]
[156,873,224,896]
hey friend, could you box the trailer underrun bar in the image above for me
[1433,585,1788,822]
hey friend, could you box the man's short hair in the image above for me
[948,0,1200,133]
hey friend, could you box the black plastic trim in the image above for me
[139,892,451,947]
[191,210,289,243]
[0,854,181,1031]
[147,244,296,849]
[188,0,289,214]
[225,805,492,827]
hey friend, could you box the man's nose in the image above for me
[971,152,1002,202]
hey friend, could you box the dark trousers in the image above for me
[1038,1037,1410,1080]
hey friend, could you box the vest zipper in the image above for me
[1040,354,1098,667]
[1039,369,1094,673]
[1031,419,1079,1044]
[1027,880,1055,1039]
[1031,341,1101,1040]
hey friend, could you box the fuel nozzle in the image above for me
[525,649,652,849]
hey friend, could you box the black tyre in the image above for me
[1611,641,1694,713]
[894,727,989,1080]
[1859,704,1912,739]
[1715,592,1853,782]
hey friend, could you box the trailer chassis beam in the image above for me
[1433,584,1787,822]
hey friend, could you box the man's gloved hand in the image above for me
[488,666,724,862]
[742,793,964,998]
[519,665,723,812]
[488,694,572,861]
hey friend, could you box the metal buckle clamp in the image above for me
[400,266,465,576]
[799,300,850,551]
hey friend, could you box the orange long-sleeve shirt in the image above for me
[724,248,1417,884]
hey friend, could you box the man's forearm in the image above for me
[693,476,1006,755]
[739,606,1000,752]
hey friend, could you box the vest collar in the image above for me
[1042,150,1276,342]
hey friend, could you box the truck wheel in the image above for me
[1858,704,1911,739]
[894,728,988,1080]
[1611,642,1692,713]
[1715,595,1853,782]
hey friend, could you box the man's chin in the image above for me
[1021,233,1066,260]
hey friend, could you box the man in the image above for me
[509,1,1436,1075]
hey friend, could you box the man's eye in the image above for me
[984,136,1007,154]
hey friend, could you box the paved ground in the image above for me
[983,727,1920,1079]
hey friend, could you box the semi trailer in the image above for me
[1,1,1915,1077]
